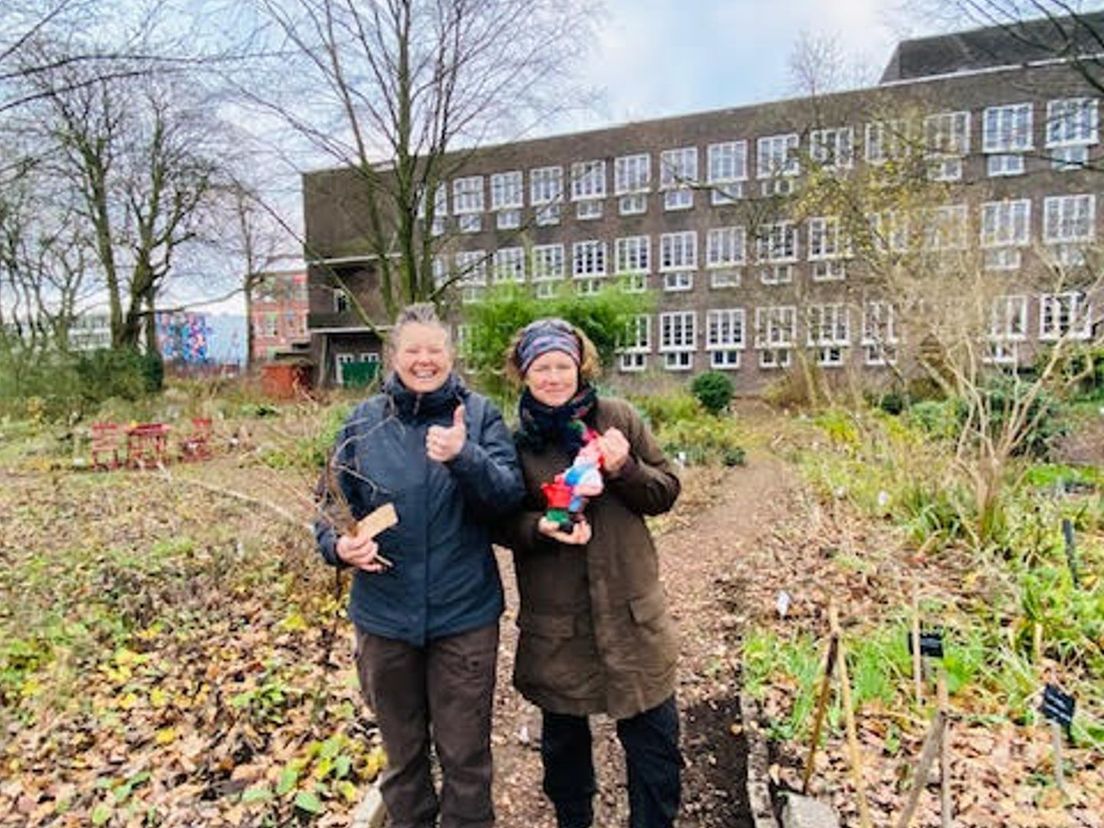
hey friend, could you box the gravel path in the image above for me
[490,449,799,827]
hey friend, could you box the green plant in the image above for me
[656,414,746,467]
[690,371,734,415]
[630,393,703,431]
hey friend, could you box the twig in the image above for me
[938,671,952,828]
[830,604,872,828]
[802,604,839,795]
[912,581,924,706]
[895,710,946,828]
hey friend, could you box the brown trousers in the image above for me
[355,623,499,828]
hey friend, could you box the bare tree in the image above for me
[235,0,595,319]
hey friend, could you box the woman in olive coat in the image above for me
[499,318,682,828]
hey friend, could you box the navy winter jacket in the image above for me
[315,373,524,645]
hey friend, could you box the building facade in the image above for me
[303,14,1103,391]
[251,270,310,363]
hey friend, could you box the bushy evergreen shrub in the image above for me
[690,370,734,415]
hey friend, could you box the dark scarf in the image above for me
[516,384,598,454]
[383,372,466,420]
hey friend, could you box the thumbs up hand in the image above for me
[427,403,467,462]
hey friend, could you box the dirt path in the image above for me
[491,449,800,827]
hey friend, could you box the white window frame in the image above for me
[615,154,651,194]
[572,240,607,279]
[990,295,1029,343]
[659,311,696,371]
[924,204,968,251]
[810,127,854,170]
[924,111,970,180]
[981,199,1030,270]
[707,141,748,204]
[455,250,487,286]
[707,226,746,268]
[659,231,697,272]
[616,236,651,275]
[490,171,523,228]
[492,247,526,284]
[1039,292,1092,341]
[861,301,898,366]
[865,120,909,165]
[453,176,485,215]
[756,221,797,283]
[757,133,800,179]
[531,244,565,283]
[660,147,697,210]
[1043,194,1095,244]
[618,314,652,373]
[706,308,746,371]
[530,166,563,225]
[571,160,607,201]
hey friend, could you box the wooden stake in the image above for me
[830,604,872,828]
[895,710,946,828]
[911,582,923,706]
[937,671,952,828]
[801,611,839,795]
[1051,721,1066,795]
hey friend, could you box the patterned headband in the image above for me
[517,318,581,375]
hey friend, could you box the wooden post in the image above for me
[894,710,946,828]
[801,608,839,795]
[830,604,872,828]
[911,583,924,706]
[1051,721,1066,795]
[937,671,951,828]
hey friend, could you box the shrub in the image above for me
[76,348,163,403]
[656,414,746,467]
[630,393,702,431]
[690,371,734,415]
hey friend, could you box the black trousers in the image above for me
[355,624,500,828]
[540,696,682,828]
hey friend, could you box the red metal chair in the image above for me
[180,417,213,461]
[126,423,171,468]
[91,422,124,470]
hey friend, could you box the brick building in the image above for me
[250,270,310,363]
[303,13,1103,390]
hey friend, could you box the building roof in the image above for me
[881,10,1104,82]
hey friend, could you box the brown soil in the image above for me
[491,450,799,827]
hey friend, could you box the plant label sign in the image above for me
[907,628,944,659]
[1040,684,1075,735]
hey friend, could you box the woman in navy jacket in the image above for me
[316,303,524,828]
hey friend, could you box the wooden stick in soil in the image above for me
[830,604,872,828]
[895,709,946,828]
[1050,721,1066,795]
[801,613,840,795]
[937,670,952,828]
[912,582,923,706]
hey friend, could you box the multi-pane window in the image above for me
[706,308,746,369]
[707,141,748,203]
[1043,194,1095,243]
[986,294,1028,365]
[615,153,650,214]
[808,216,848,281]
[455,250,486,302]
[490,171,523,229]
[754,306,796,369]
[1046,98,1098,169]
[432,256,448,288]
[983,103,1032,176]
[924,111,970,180]
[572,240,607,278]
[707,226,746,267]
[757,133,799,194]
[572,160,606,219]
[659,311,696,371]
[530,166,563,225]
[807,304,850,367]
[492,247,525,283]
[660,147,697,210]
[453,176,485,232]
[616,236,650,273]
[862,301,898,365]
[532,244,565,298]
[1040,292,1092,341]
[618,315,651,372]
[980,199,1031,270]
[423,183,448,236]
[923,204,968,251]
[659,231,696,291]
[756,221,797,285]
[869,210,910,253]
[810,127,854,170]
[865,120,910,164]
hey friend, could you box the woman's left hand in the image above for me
[596,427,630,475]
[427,404,466,462]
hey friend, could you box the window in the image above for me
[432,257,449,287]
[335,353,355,385]
[707,141,748,203]
[618,315,651,372]
[576,199,603,220]
[1040,292,1092,341]
[755,306,796,369]
[573,240,606,278]
[924,111,970,180]
[660,231,696,290]
[493,247,525,283]
[865,120,909,164]
[706,308,746,370]
[869,210,910,253]
[862,301,898,365]
[707,226,746,267]
[262,313,278,337]
[756,133,799,194]
[983,103,1032,176]
[615,153,650,214]
[1046,98,1098,168]
[659,311,696,371]
[808,216,848,281]
[334,288,349,313]
[571,160,606,199]
[455,250,486,302]
[453,177,484,232]
[807,304,850,367]
[810,127,854,170]
[1043,194,1095,243]
[988,294,1028,364]
[530,166,563,225]
[532,244,565,281]
[490,171,523,228]
[923,204,967,251]
[756,221,796,284]
[660,147,697,210]
[980,199,1030,270]
[423,184,448,236]
[616,236,650,274]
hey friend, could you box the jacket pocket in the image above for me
[628,587,667,627]
[517,610,576,639]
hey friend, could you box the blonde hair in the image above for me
[503,320,601,387]
[388,302,452,351]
